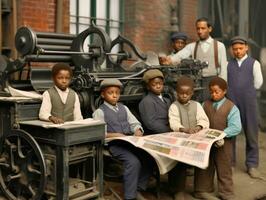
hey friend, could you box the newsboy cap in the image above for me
[100,79,123,90]
[143,69,164,83]
[230,36,247,45]
[171,32,188,42]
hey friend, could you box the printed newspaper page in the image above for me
[105,128,226,174]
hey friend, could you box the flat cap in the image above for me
[171,32,188,42]
[143,69,164,83]
[230,36,247,45]
[100,79,123,90]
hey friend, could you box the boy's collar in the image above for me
[54,85,69,93]
[104,101,118,107]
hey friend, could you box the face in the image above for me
[147,77,164,95]
[172,39,186,52]
[176,85,193,104]
[101,86,120,106]
[53,70,71,91]
[196,21,212,40]
[231,43,248,59]
[209,85,226,102]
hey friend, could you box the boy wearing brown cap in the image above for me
[194,77,241,200]
[139,69,172,134]
[93,78,150,200]
[227,36,263,179]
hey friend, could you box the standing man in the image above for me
[227,36,263,179]
[170,32,188,55]
[159,17,228,101]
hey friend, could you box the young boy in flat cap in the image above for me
[194,77,241,200]
[170,32,188,55]
[39,63,83,123]
[93,78,150,200]
[168,76,209,200]
[227,36,263,179]
[139,69,172,134]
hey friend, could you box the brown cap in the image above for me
[230,36,247,45]
[143,69,164,83]
[100,79,123,90]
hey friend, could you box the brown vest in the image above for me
[203,99,234,131]
[48,87,75,122]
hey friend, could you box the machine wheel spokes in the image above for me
[0,129,46,200]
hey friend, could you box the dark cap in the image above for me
[143,69,164,83]
[100,79,123,90]
[230,36,247,45]
[171,32,188,42]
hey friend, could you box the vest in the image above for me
[203,99,234,131]
[174,100,197,128]
[48,87,75,122]
[227,56,256,102]
[193,40,218,77]
[100,103,131,134]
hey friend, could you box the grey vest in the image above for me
[193,41,218,77]
[48,87,75,122]
[100,103,131,134]
[174,100,197,128]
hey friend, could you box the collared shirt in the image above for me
[168,100,210,131]
[92,101,143,133]
[206,98,242,138]
[169,36,228,80]
[236,54,263,89]
[39,86,83,121]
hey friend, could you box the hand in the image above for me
[134,129,143,137]
[49,116,64,124]
[190,125,202,133]
[214,139,225,148]
[159,56,172,65]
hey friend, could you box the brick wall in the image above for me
[17,0,69,32]
[124,0,198,54]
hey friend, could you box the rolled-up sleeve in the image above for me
[39,91,52,121]
[124,106,143,133]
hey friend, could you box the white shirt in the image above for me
[39,86,83,121]
[236,54,263,89]
[169,36,228,80]
[168,100,210,132]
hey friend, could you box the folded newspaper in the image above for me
[105,128,226,174]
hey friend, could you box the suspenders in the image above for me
[193,39,220,75]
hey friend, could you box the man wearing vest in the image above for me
[227,36,263,179]
[159,17,228,101]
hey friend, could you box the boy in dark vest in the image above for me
[139,69,172,134]
[227,36,263,179]
[39,63,83,123]
[194,77,241,200]
[168,76,209,200]
[93,79,150,200]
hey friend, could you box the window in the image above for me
[70,0,124,40]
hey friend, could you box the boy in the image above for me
[93,78,150,200]
[168,76,209,200]
[139,69,172,134]
[227,36,263,179]
[194,77,241,200]
[170,32,188,54]
[39,63,83,123]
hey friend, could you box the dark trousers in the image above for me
[168,162,189,192]
[194,138,234,199]
[109,142,152,199]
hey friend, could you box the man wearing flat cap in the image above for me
[170,32,188,54]
[227,36,263,179]
[159,17,228,101]
[139,69,172,134]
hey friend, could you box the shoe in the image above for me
[136,191,147,200]
[174,192,185,200]
[194,192,220,200]
[247,168,266,180]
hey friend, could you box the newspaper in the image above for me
[106,128,226,174]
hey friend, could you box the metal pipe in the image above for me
[38,49,128,56]
[36,32,75,39]
[56,0,64,33]
[37,44,72,51]
[37,38,73,45]
[25,55,72,62]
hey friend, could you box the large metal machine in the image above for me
[0,24,206,199]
